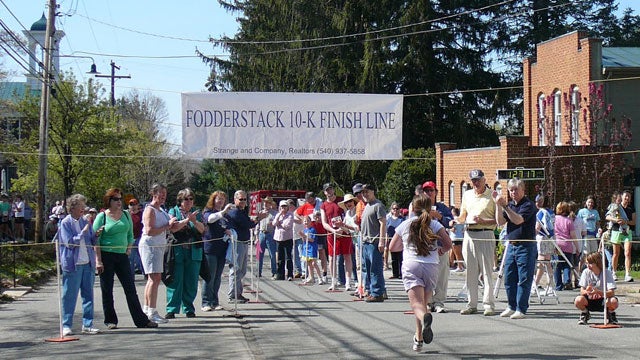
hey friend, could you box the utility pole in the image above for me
[95,61,130,106]
[35,0,56,243]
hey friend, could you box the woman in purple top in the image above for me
[554,201,577,291]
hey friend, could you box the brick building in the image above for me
[436,31,639,210]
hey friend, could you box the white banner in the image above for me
[181,92,403,160]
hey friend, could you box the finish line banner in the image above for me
[181,92,403,160]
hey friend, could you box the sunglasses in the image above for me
[392,207,399,210]
[111,197,122,201]
[237,198,247,201]
[184,197,194,201]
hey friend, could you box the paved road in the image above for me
[1,257,639,359]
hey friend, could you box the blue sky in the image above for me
[1,1,638,148]
[1,0,239,149]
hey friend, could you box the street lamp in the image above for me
[58,54,100,75]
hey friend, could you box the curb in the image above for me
[0,286,33,299]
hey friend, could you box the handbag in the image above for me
[162,233,177,286]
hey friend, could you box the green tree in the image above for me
[380,148,435,207]
[8,73,164,206]
[116,90,187,203]
[205,0,505,150]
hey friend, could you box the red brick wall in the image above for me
[437,137,623,209]
[524,31,598,146]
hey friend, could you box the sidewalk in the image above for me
[1,264,639,359]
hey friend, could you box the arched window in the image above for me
[554,90,562,145]
[538,94,546,146]
[449,181,455,206]
[461,182,469,200]
[571,87,580,145]
[494,182,502,196]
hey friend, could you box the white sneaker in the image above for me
[81,326,101,335]
[510,311,526,319]
[201,305,213,312]
[327,283,336,291]
[500,308,515,317]
[613,273,618,281]
[625,274,634,282]
[318,278,327,285]
[214,305,224,311]
[149,311,169,324]
[62,327,73,336]
[345,283,353,291]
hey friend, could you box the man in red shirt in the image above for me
[320,183,353,291]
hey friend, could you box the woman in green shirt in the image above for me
[94,188,157,329]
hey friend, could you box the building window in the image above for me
[571,87,580,145]
[461,182,469,200]
[554,90,562,145]
[449,182,455,206]
[538,94,546,146]
[494,182,502,196]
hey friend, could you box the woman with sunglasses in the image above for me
[94,188,157,329]
[166,188,205,318]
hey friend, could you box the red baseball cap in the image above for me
[422,181,437,190]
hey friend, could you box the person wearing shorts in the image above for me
[389,195,452,352]
[574,252,618,325]
[320,183,352,291]
[139,183,175,324]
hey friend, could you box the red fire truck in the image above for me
[249,190,307,216]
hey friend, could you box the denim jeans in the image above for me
[62,263,95,329]
[276,239,294,279]
[361,241,385,297]
[293,238,303,274]
[503,242,537,313]
[338,251,358,284]
[129,237,144,278]
[228,241,248,298]
[99,251,149,327]
[258,232,277,277]
[202,253,226,307]
[554,251,574,290]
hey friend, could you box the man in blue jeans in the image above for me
[493,178,537,319]
[359,184,387,302]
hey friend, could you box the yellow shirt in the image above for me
[460,187,496,230]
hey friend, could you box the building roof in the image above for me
[602,47,640,69]
[30,13,47,31]
[0,82,40,102]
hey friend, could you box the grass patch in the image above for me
[0,243,56,288]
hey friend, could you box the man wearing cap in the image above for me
[320,183,353,290]
[258,197,277,279]
[493,178,537,319]
[352,183,365,225]
[45,214,59,242]
[423,181,454,313]
[457,169,497,315]
[273,200,295,280]
[360,184,387,302]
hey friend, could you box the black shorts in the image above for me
[453,240,463,246]
[14,217,24,224]
[582,295,617,312]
